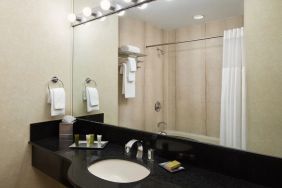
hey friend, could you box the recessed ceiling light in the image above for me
[193,15,204,20]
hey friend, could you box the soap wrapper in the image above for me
[159,162,185,173]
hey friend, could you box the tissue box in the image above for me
[59,123,73,140]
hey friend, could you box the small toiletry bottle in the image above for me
[148,149,155,161]
[97,135,102,147]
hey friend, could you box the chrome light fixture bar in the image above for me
[72,0,157,27]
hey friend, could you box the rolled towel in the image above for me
[119,45,141,54]
[128,57,137,72]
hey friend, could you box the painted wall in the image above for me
[73,16,119,125]
[245,0,282,158]
[0,0,72,187]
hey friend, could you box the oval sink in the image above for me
[87,159,150,183]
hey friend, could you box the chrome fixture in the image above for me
[125,139,143,159]
[154,101,161,112]
[48,76,64,90]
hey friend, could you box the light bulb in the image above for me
[96,11,103,17]
[116,4,126,16]
[100,17,106,22]
[100,0,111,10]
[118,10,126,16]
[82,7,92,17]
[138,0,148,10]
[193,15,204,20]
[67,13,76,22]
[138,3,148,10]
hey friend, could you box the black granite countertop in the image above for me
[30,137,269,188]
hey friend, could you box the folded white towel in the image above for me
[48,88,65,116]
[86,87,99,112]
[119,45,141,54]
[122,63,135,98]
[127,58,136,82]
[128,57,137,72]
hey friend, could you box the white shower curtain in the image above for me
[220,27,246,150]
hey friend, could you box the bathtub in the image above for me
[163,130,220,145]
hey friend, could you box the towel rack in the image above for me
[85,77,97,88]
[48,76,64,90]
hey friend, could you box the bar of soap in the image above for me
[165,160,181,170]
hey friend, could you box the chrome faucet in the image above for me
[125,139,143,159]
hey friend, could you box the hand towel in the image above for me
[127,58,136,82]
[128,57,137,72]
[86,87,99,112]
[49,88,65,116]
[122,63,135,98]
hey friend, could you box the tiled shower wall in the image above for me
[118,16,243,138]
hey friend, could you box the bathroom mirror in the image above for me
[72,0,282,158]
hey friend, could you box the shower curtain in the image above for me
[220,27,246,150]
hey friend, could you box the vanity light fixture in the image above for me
[71,0,156,27]
[193,14,204,20]
[68,13,82,23]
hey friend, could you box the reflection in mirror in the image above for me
[118,0,244,148]
[73,0,282,158]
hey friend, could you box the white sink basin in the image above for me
[87,159,150,183]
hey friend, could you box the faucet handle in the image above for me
[125,139,138,154]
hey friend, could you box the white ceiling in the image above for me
[119,0,244,29]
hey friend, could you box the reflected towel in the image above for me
[86,87,99,112]
[127,58,136,82]
[122,63,135,98]
[119,45,141,54]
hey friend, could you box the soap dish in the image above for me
[69,141,108,149]
[159,162,185,173]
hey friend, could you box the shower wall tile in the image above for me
[175,16,243,138]
[175,39,206,134]
[144,23,164,132]
[163,31,177,130]
[118,17,146,131]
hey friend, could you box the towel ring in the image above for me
[48,76,64,90]
[85,77,97,88]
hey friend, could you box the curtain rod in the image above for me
[146,35,224,48]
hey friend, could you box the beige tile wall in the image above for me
[0,0,72,187]
[144,24,164,132]
[118,17,146,130]
[118,17,164,132]
[175,16,243,137]
[118,16,243,137]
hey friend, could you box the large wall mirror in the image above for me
[72,0,282,158]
